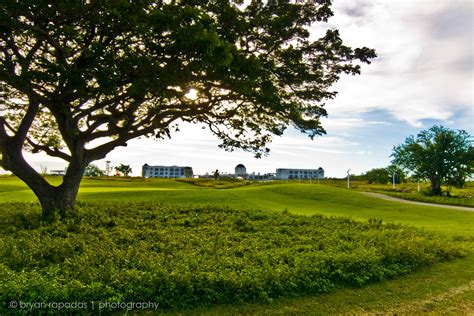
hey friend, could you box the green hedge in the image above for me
[0,202,465,313]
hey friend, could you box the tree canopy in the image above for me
[391,125,473,195]
[0,0,375,217]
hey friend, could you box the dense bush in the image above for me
[0,202,466,313]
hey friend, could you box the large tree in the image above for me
[0,0,375,218]
[391,126,473,196]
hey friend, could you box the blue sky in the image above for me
[20,0,474,178]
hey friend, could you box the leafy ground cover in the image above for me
[0,202,466,314]
[169,254,474,315]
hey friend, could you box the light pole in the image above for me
[347,169,351,189]
[105,160,111,176]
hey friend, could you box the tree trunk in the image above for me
[39,181,85,219]
[36,161,86,219]
[430,176,442,196]
[1,138,85,219]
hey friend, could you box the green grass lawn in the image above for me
[2,176,471,236]
[0,176,473,314]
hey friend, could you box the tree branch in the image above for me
[14,99,40,144]
[24,136,71,161]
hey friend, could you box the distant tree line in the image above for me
[362,165,406,185]
[83,163,132,177]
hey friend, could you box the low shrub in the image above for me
[0,202,466,313]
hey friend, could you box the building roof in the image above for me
[235,164,246,168]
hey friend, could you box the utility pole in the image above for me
[347,169,351,189]
[105,160,111,176]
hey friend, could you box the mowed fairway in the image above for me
[1,176,473,237]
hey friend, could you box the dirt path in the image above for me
[361,192,474,212]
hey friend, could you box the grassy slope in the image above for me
[2,177,473,236]
[1,176,473,313]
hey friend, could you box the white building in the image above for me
[142,164,193,178]
[275,167,324,180]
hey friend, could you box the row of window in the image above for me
[152,171,184,176]
[150,174,183,178]
[285,171,322,175]
[287,175,321,179]
[147,168,183,172]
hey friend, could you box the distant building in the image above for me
[50,169,66,176]
[275,167,324,180]
[142,164,193,178]
[248,172,275,181]
[234,164,247,177]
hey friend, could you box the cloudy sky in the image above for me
[22,0,473,178]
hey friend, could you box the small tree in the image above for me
[213,169,220,181]
[0,1,375,218]
[84,164,105,177]
[364,168,389,184]
[114,164,132,177]
[184,167,193,178]
[391,126,473,196]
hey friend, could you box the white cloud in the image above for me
[313,0,473,129]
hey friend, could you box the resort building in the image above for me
[142,164,193,178]
[275,167,324,180]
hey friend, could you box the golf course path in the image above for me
[361,192,474,212]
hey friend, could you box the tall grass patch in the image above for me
[0,202,466,313]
